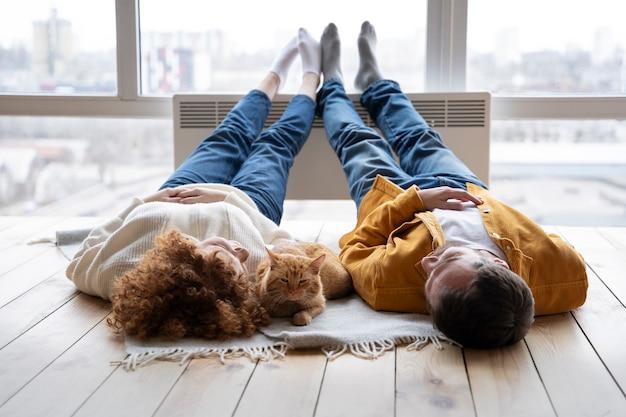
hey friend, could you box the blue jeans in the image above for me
[316,79,487,207]
[160,90,316,225]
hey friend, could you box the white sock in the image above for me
[269,37,298,87]
[297,28,321,75]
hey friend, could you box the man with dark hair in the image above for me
[316,22,588,348]
[425,251,535,348]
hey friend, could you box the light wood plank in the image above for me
[556,226,626,306]
[153,358,257,417]
[465,343,555,417]
[73,361,188,417]
[315,350,395,417]
[314,219,394,417]
[555,225,615,252]
[525,313,626,416]
[598,227,626,250]
[0,273,78,348]
[0,216,99,279]
[0,247,69,307]
[0,316,124,417]
[0,216,103,306]
[0,216,22,232]
[568,267,626,395]
[579,252,626,306]
[555,227,626,392]
[0,293,109,405]
[234,350,326,417]
[0,244,53,278]
[0,217,68,248]
[396,344,474,417]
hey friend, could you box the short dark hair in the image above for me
[430,264,535,348]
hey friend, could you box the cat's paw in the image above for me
[292,311,312,326]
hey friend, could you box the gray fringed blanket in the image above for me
[53,228,454,369]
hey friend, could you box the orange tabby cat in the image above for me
[256,242,352,326]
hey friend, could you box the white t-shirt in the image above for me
[432,202,507,261]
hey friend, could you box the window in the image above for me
[1,1,625,226]
[0,1,116,94]
[467,0,626,95]
[139,0,427,95]
[0,117,172,216]
[490,120,626,225]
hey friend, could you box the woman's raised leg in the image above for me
[159,38,299,189]
[230,29,321,224]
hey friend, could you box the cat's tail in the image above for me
[322,263,354,300]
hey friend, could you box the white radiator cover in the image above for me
[173,92,491,199]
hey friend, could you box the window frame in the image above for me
[1,0,625,121]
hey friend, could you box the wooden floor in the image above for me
[0,208,626,417]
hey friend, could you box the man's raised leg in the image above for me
[355,22,487,190]
[317,23,410,208]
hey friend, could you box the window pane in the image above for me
[468,0,626,95]
[139,0,426,95]
[490,120,626,226]
[0,117,172,216]
[0,1,116,94]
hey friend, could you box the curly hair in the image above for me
[431,264,535,349]
[107,229,269,340]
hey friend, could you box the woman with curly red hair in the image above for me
[66,29,322,340]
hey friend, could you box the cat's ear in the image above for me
[307,254,326,275]
[265,247,280,267]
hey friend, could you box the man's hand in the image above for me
[418,186,483,211]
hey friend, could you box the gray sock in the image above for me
[355,21,383,91]
[321,23,343,83]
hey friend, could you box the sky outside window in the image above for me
[138,0,427,94]
[0,0,116,94]
[467,0,626,94]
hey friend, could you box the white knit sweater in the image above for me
[66,183,292,300]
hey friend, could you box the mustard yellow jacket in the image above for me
[339,175,588,315]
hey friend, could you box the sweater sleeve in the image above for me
[65,197,144,297]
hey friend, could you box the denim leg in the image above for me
[361,79,487,190]
[230,95,316,225]
[316,79,411,207]
[159,90,271,189]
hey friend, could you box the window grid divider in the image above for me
[116,0,141,101]
[426,0,467,92]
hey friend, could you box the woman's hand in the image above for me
[142,187,228,204]
[174,187,228,204]
[142,188,183,203]
[417,186,483,211]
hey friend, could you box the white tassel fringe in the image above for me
[115,342,291,371]
[116,335,458,370]
[321,334,458,361]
